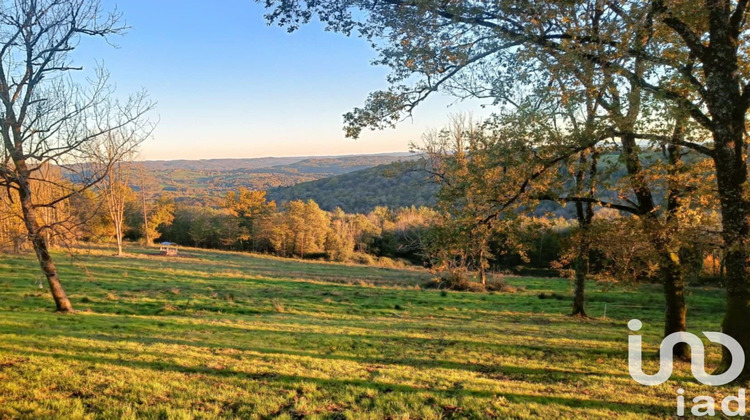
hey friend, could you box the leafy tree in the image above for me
[352,213,381,253]
[585,214,660,284]
[366,205,435,262]
[326,207,356,261]
[274,200,330,258]
[148,197,176,243]
[224,188,276,251]
[163,205,240,250]
[418,117,496,285]
[123,196,175,244]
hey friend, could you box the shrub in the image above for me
[425,270,518,293]
[395,258,411,268]
[427,268,486,292]
[377,257,397,268]
[352,253,375,265]
[486,279,517,293]
[328,249,350,262]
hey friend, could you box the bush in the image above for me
[395,258,412,267]
[486,279,517,293]
[376,256,399,268]
[352,253,375,265]
[425,270,518,293]
[427,268,485,292]
[328,249,351,262]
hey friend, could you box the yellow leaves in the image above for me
[698,195,713,208]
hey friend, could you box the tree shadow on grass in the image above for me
[0,314,629,359]
[0,345,673,417]
[0,324,674,386]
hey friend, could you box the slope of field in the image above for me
[0,246,729,419]
[267,161,439,213]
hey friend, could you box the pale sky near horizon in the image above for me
[72,1,492,161]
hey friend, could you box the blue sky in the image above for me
[76,1,488,160]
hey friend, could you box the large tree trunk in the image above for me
[571,151,595,318]
[571,204,591,317]
[655,125,689,359]
[17,170,74,313]
[571,253,588,317]
[701,30,750,374]
[694,1,750,377]
[714,129,750,376]
[644,216,689,359]
[30,233,73,313]
[657,244,688,359]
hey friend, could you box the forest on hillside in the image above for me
[132,154,417,205]
[267,161,439,213]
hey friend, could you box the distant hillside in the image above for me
[139,152,412,172]
[139,157,307,171]
[139,153,416,205]
[251,155,418,176]
[263,151,654,216]
[267,161,439,213]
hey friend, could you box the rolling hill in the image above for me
[138,157,308,172]
[266,160,439,213]
[140,153,417,205]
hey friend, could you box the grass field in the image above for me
[0,246,736,419]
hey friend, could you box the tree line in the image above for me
[9,167,727,296]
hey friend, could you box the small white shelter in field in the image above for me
[159,242,178,256]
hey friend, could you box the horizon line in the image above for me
[137,150,416,163]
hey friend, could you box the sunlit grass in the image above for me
[0,246,733,419]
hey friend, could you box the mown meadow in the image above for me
[0,247,735,419]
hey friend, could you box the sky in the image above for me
[71,0,491,160]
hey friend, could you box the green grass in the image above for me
[0,246,736,419]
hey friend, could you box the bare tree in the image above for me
[134,162,159,246]
[0,0,154,312]
[94,134,138,256]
